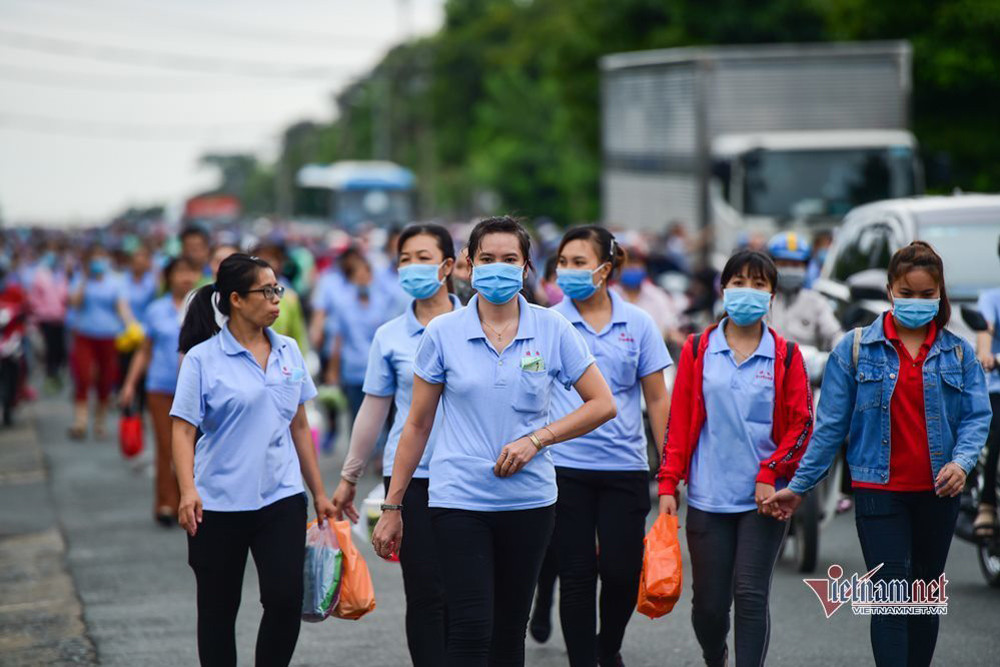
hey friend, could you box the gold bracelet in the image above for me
[528,433,544,452]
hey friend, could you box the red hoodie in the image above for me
[657,323,814,497]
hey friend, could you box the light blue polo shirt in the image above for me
[142,295,182,394]
[311,269,346,344]
[363,294,463,478]
[549,290,672,471]
[126,271,157,321]
[687,320,783,513]
[977,288,1000,394]
[170,326,318,512]
[328,283,396,386]
[413,294,595,512]
[69,273,126,338]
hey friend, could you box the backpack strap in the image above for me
[852,327,862,370]
[957,342,964,364]
[784,340,796,370]
[691,333,703,362]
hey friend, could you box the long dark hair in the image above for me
[556,225,627,281]
[397,223,457,293]
[887,240,951,329]
[178,253,271,353]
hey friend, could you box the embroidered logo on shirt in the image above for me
[755,369,774,383]
[521,351,546,372]
[618,332,635,344]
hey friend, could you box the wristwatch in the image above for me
[380,503,403,511]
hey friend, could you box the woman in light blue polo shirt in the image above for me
[67,244,134,439]
[119,257,199,527]
[170,253,335,667]
[372,216,618,667]
[545,225,672,666]
[330,223,458,667]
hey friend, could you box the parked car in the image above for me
[813,194,1000,338]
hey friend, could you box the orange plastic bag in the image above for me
[330,520,376,620]
[636,513,683,618]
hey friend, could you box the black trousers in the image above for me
[384,477,446,667]
[685,506,789,667]
[39,321,66,380]
[981,393,1000,506]
[187,493,307,667]
[431,504,555,667]
[853,489,960,667]
[554,467,649,666]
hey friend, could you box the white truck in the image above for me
[600,41,922,264]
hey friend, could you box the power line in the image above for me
[0,62,341,93]
[0,28,358,79]
[0,110,286,141]
[6,0,387,49]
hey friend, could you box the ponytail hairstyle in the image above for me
[555,225,627,280]
[397,223,457,293]
[886,241,951,329]
[178,253,271,353]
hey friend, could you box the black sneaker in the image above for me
[598,652,624,667]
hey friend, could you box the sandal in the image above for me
[974,504,997,539]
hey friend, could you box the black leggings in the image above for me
[384,477,446,667]
[431,504,555,667]
[554,468,649,665]
[981,393,1000,506]
[187,493,306,667]
[685,506,789,667]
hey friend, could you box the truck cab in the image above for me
[710,129,922,250]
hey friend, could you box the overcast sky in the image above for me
[0,0,444,225]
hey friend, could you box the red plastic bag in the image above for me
[330,520,376,620]
[637,513,683,618]
[118,409,143,459]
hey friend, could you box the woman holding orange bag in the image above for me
[657,249,813,667]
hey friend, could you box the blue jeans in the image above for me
[853,489,960,667]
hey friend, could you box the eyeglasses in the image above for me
[245,285,286,301]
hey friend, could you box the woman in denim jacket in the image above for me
[766,241,992,667]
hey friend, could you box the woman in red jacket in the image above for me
[657,249,813,667]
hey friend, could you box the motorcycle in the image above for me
[0,288,27,426]
[954,305,1000,587]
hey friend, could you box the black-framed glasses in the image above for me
[245,285,286,301]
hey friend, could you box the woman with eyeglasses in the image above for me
[170,253,335,667]
[372,216,618,667]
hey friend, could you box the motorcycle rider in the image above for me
[766,232,848,510]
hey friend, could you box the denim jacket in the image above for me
[788,315,992,494]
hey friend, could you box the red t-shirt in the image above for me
[854,313,936,492]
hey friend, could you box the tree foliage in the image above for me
[239,0,999,220]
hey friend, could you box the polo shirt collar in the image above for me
[405,293,462,336]
[708,318,775,359]
[883,311,937,350]
[556,289,628,330]
[219,324,286,357]
[462,293,537,341]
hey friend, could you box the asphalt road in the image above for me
[8,394,1000,666]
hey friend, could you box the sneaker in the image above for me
[528,596,552,644]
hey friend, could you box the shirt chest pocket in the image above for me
[939,368,964,425]
[606,346,640,393]
[744,378,775,424]
[268,373,304,421]
[855,363,884,412]
[513,370,551,414]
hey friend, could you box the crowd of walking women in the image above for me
[1,214,994,667]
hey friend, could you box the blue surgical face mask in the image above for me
[555,263,607,301]
[398,261,445,300]
[472,262,524,305]
[723,287,772,326]
[619,267,646,289]
[89,258,108,276]
[892,297,940,329]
